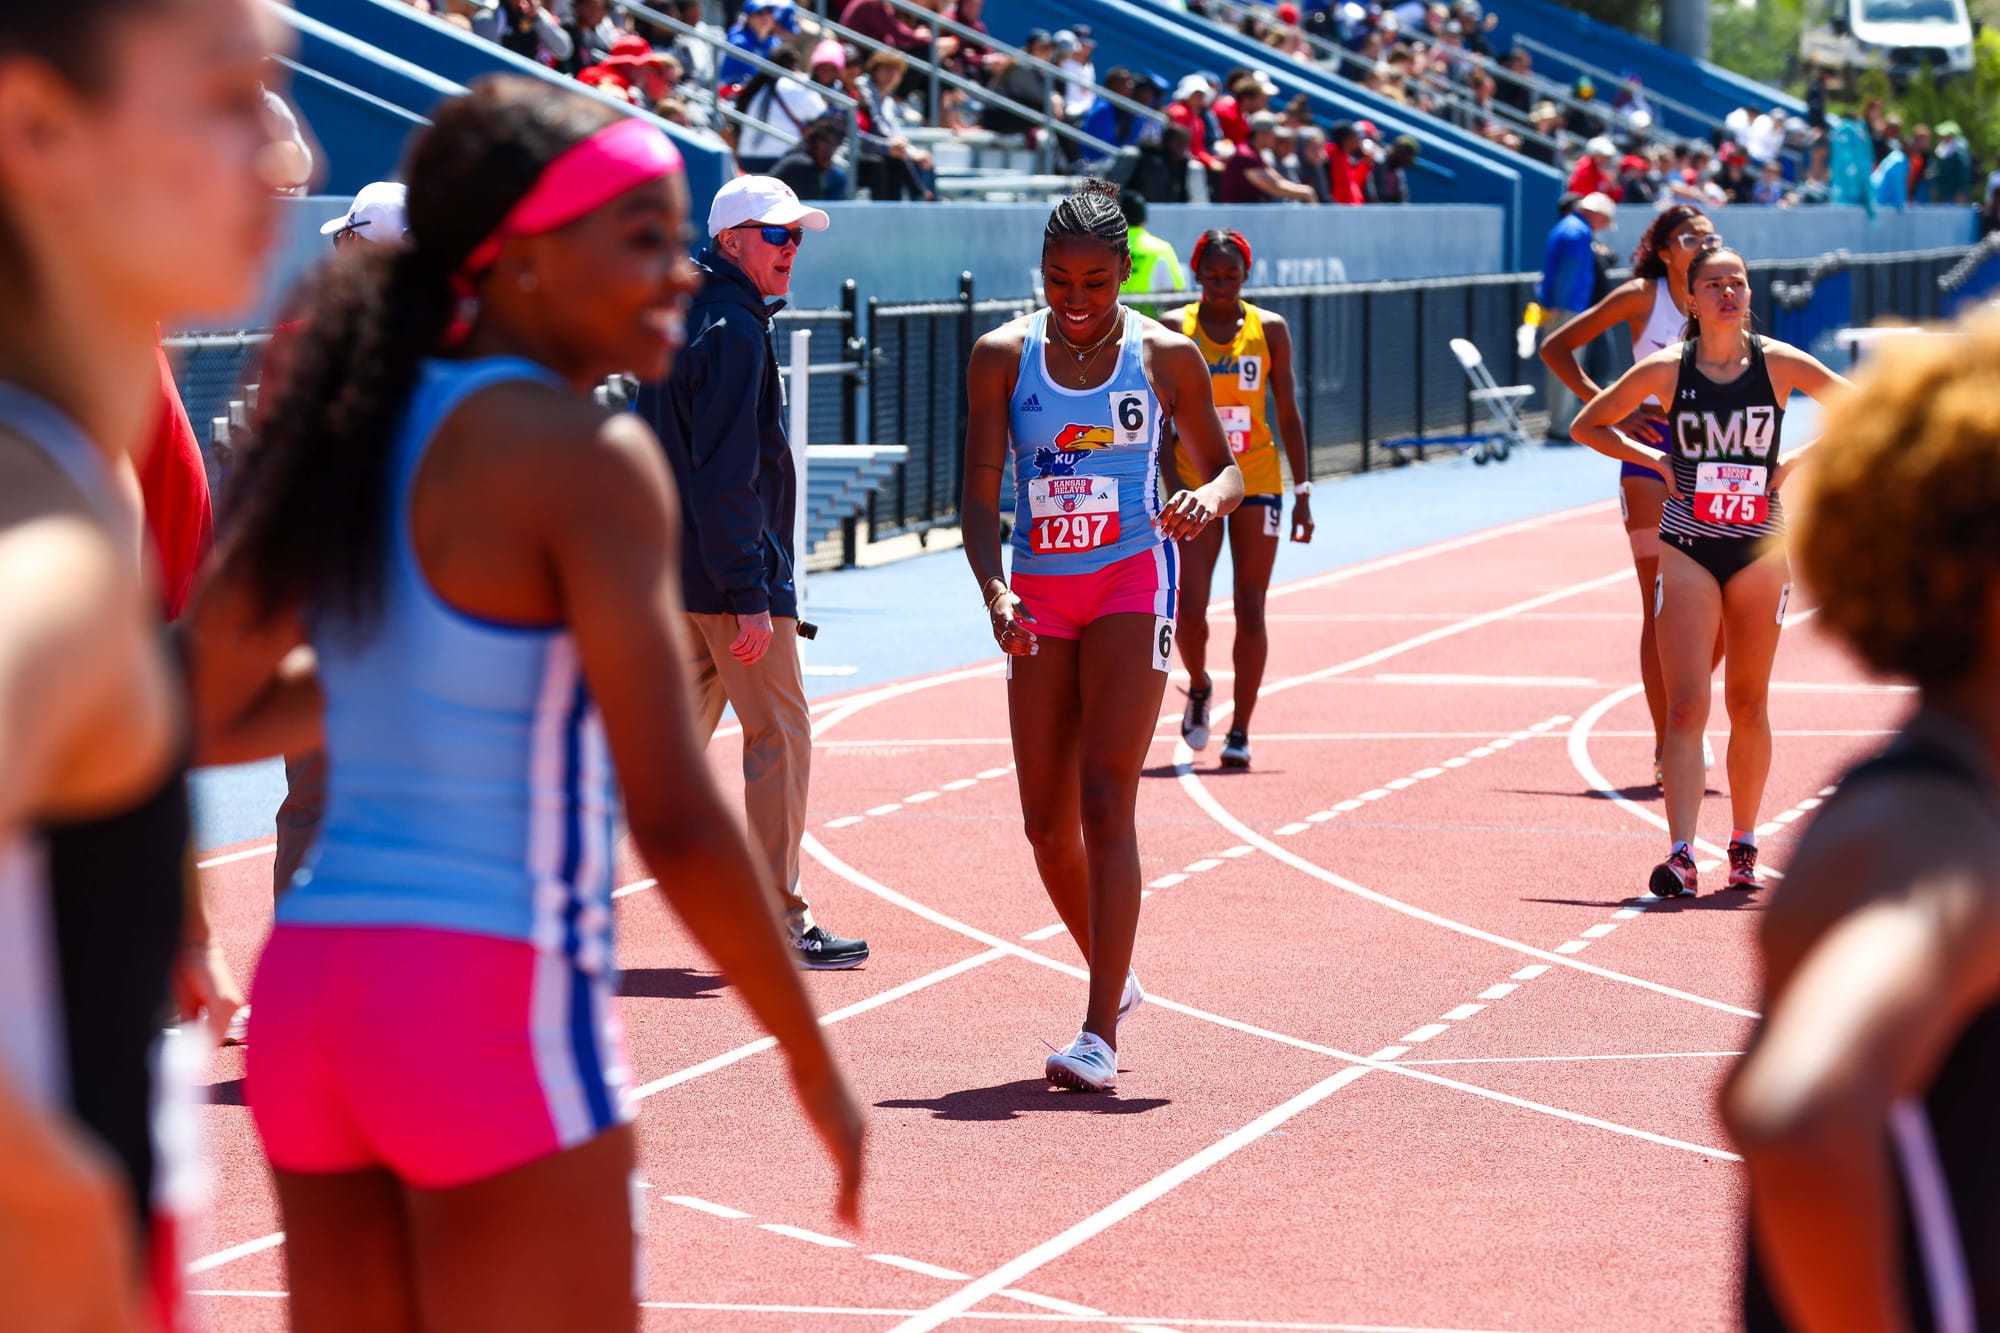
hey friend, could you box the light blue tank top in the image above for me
[1008,309,1165,575]
[277,358,618,975]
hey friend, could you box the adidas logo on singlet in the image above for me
[1022,394,1043,412]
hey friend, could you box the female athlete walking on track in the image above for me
[188,79,862,1331]
[962,181,1243,1092]
[1571,246,1850,899]
[1541,203,1722,786]
[1167,229,1315,770]
[1727,310,2000,1333]
[0,2,275,1329]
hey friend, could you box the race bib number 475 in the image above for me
[1028,476,1121,553]
[1695,461,1769,526]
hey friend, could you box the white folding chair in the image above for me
[1448,337,1536,465]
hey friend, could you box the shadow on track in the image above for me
[1503,785,1725,802]
[1524,894,1765,913]
[878,1079,1171,1120]
[619,967,729,1000]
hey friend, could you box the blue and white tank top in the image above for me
[1008,309,1166,575]
[279,358,618,975]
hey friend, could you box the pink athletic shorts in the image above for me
[248,925,631,1189]
[1009,545,1180,641]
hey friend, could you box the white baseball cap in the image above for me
[319,180,409,243]
[1575,191,1617,219]
[707,174,832,236]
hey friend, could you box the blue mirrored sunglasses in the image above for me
[736,224,805,248]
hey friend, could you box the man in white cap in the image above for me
[633,177,870,969]
[1054,28,1095,119]
[317,180,409,250]
[1534,190,1615,441]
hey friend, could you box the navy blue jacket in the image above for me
[636,250,798,620]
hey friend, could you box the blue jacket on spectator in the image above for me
[1536,210,1595,313]
[634,250,799,620]
[1080,96,1144,150]
[1872,145,1909,210]
[720,24,784,86]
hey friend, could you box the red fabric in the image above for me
[1214,95,1251,146]
[838,0,928,52]
[138,347,212,621]
[1328,148,1366,205]
[1565,157,1621,201]
[1168,101,1221,171]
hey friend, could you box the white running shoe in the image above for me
[1046,1030,1118,1092]
[223,1005,250,1047]
[1181,683,1213,751]
[1703,736,1716,770]
[1118,969,1144,1028]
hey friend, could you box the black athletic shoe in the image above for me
[1219,729,1251,768]
[1649,848,1699,899]
[793,925,869,970]
[1181,683,1213,751]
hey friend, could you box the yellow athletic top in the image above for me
[1175,302,1281,495]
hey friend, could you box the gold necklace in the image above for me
[1050,309,1124,385]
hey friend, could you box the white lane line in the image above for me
[1486,738,1515,750]
[663,1195,752,1220]
[1383,777,1417,791]
[1400,1024,1451,1043]
[1276,823,1311,836]
[1554,941,1590,954]
[1477,984,1518,1000]
[868,1254,970,1281]
[185,1232,286,1274]
[1184,859,1223,873]
[1149,873,1190,889]
[1221,845,1255,858]
[1512,965,1551,980]
[1441,757,1470,768]
[1358,789,1391,801]
[1368,1045,1410,1061]
[1441,1004,1485,1022]
[905,791,939,804]
[1126,1325,1188,1333]
[1306,810,1339,823]
[826,815,866,829]
[976,767,1011,779]
[1334,799,1366,811]
[612,877,657,899]
[1612,907,1646,919]
[1413,768,1445,780]
[803,837,1738,1157]
[1023,924,1069,942]
[884,1066,1379,1333]
[1400,1050,1746,1067]
[1371,673,1603,687]
[866,803,903,816]
[627,947,1008,1101]
[998,1289,1106,1316]
[1581,923,1619,939]
[761,1223,852,1248]
[1774,809,1804,824]
[195,843,276,871]
[941,778,979,791]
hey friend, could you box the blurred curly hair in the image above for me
[1793,308,2000,689]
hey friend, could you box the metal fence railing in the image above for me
[165,242,1980,564]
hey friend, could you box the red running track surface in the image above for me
[183,501,1910,1332]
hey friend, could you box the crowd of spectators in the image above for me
[390,0,1995,219]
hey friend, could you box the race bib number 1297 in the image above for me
[1027,476,1121,553]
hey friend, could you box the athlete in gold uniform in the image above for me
[1168,229,1314,768]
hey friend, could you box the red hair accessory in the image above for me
[1190,229,1253,273]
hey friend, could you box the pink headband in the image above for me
[459,118,685,278]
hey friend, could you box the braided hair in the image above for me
[1043,178,1129,262]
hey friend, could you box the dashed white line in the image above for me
[1441,757,1470,768]
[1512,964,1551,980]
[1612,907,1646,919]
[664,1196,752,1220]
[185,1232,286,1274]
[1466,747,1494,758]
[761,1223,852,1248]
[827,815,865,829]
[1334,799,1366,811]
[1359,789,1391,801]
[1022,924,1069,942]
[1384,777,1417,791]
[1367,1045,1410,1061]
[1276,823,1312,835]
[1306,810,1338,822]
[866,803,903,817]
[904,791,938,804]
[976,767,1011,780]
[997,1289,1105,1317]
[941,778,978,791]
[1477,983,1518,1000]
[868,1254,970,1281]
[1149,873,1190,889]
[1400,1023,1451,1044]
[1554,940,1590,954]
[1221,845,1255,858]
[1412,767,1445,780]
[1440,1004,1484,1022]
[1581,923,1619,938]
[1184,859,1223,873]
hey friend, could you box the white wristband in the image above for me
[1293,482,1313,497]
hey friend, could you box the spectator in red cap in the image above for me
[1277,2,1301,21]
[1215,71,1278,148]
[1567,136,1622,201]
[1169,74,1224,174]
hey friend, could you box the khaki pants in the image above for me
[1540,309,1580,440]
[685,613,815,935]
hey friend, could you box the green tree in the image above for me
[1709,0,1808,91]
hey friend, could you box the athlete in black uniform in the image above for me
[0,2,282,1328]
[1726,310,2000,1332]
[1570,246,1850,898]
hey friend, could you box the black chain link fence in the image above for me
[167,242,1995,559]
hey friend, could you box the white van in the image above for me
[1801,0,1977,85]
